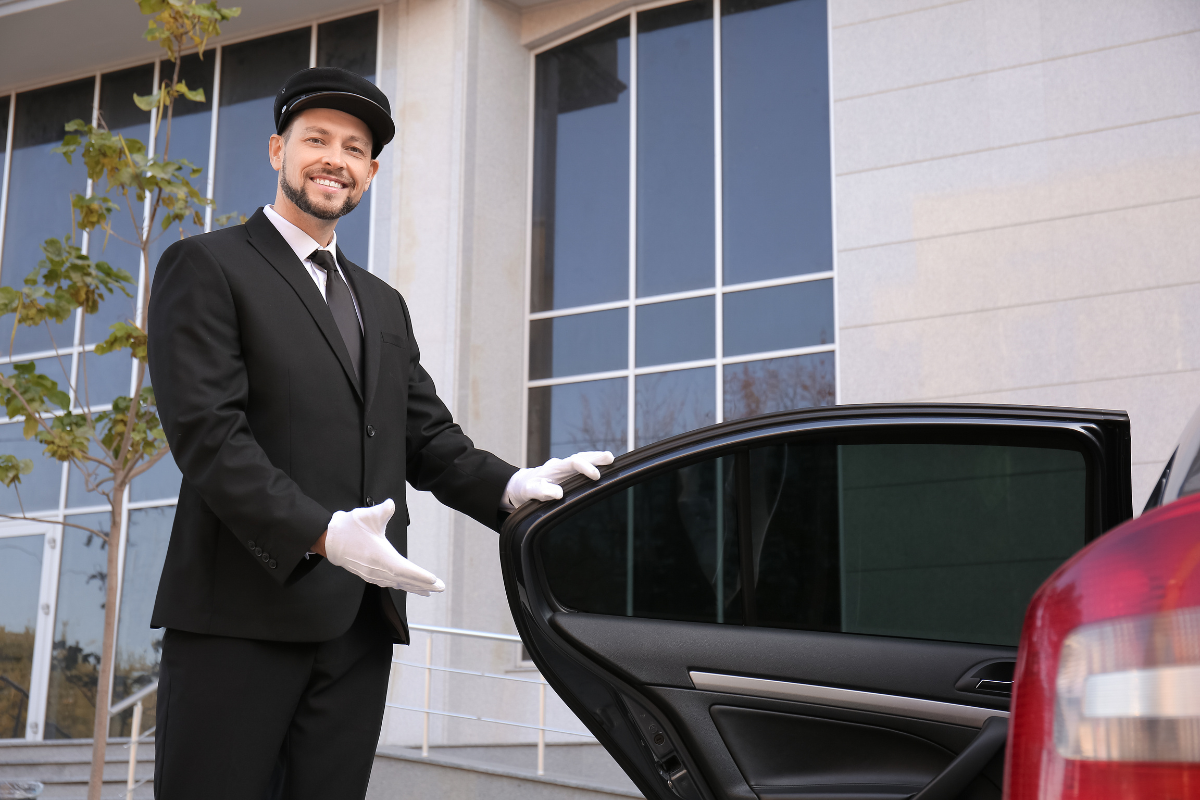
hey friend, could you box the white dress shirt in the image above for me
[263,204,363,330]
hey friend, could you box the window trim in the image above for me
[521,0,839,466]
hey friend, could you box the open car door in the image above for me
[500,404,1132,800]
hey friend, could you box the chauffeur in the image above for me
[147,67,612,800]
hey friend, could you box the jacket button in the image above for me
[261,552,269,562]
[366,425,375,437]
[248,540,255,549]
[254,547,262,556]
[365,496,374,506]
[269,559,277,569]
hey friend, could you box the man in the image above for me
[147,68,611,800]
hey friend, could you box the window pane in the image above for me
[45,513,109,739]
[148,52,217,275]
[636,0,714,298]
[529,308,627,380]
[636,367,714,448]
[527,378,627,465]
[749,433,1090,646]
[0,422,62,515]
[0,533,43,740]
[66,440,111,510]
[531,19,630,312]
[76,350,132,411]
[724,352,834,420]
[318,12,378,77]
[88,66,154,347]
[1,78,93,355]
[540,455,740,623]
[213,28,310,231]
[722,0,831,283]
[636,296,714,367]
[131,452,182,503]
[318,11,380,269]
[110,506,174,737]
[723,279,833,357]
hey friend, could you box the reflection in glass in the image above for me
[722,0,831,284]
[0,423,62,515]
[637,0,714,298]
[67,440,113,509]
[88,66,153,347]
[540,455,740,623]
[75,351,132,412]
[1,79,93,355]
[131,453,182,503]
[724,352,834,420]
[317,11,379,268]
[723,279,833,357]
[45,513,109,739]
[0,533,43,739]
[748,436,1088,646]
[635,296,714,367]
[148,52,217,275]
[527,378,627,465]
[213,28,310,233]
[110,506,174,737]
[636,367,714,448]
[529,308,627,380]
[531,19,630,312]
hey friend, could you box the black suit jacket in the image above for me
[147,208,517,643]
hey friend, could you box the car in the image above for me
[500,403,1134,800]
[1003,402,1200,799]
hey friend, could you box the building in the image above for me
[0,0,1197,769]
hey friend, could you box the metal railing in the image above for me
[386,623,595,776]
[110,680,158,800]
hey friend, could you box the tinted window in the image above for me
[540,456,741,624]
[750,434,1088,646]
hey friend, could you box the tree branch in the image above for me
[0,511,108,542]
[126,444,171,481]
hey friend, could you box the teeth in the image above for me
[313,178,343,188]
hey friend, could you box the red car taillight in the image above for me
[1004,493,1200,799]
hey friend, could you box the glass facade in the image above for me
[528,0,835,464]
[0,11,379,741]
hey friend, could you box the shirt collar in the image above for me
[263,204,339,265]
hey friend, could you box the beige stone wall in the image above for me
[831,0,1200,508]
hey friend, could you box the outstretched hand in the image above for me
[323,498,445,595]
[503,451,615,509]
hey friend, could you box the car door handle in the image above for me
[909,715,1007,800]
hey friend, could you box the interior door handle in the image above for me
[909,715,1008,800]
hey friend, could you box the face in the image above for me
[269,107,379,221]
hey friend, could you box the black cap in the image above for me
[274,67,394,159]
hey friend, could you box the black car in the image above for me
[500,404,1133,800]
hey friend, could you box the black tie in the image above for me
[309,249,363,387]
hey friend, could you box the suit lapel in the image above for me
[339,249,382,415]
[244,209,363,402]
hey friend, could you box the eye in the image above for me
[346,145,366,157]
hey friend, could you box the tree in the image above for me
[0,2,239,798]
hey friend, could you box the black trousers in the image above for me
[154,587,394,800]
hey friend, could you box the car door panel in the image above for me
[501,404,1132,800]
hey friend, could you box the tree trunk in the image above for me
[87,489,126,800]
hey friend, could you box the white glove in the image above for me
[502,451,614,510]
[324,498,445,596]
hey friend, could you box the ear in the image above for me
[269,133,285,172]
[365,158,381,191]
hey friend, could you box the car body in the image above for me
[500,403,1134,800]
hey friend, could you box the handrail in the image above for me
[392,624,595,775]
[109,680,159,717]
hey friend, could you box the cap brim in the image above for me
[279,91,395,158]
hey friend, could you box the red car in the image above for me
[1004,406,1200,799]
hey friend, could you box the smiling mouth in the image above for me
[310,175,350,191]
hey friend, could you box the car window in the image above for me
[540,455,742,624]
[750,435,1088,646]
[537,427,1092,648]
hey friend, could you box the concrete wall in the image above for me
[830,0,1200,506]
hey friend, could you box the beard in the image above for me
[279,158,361,221]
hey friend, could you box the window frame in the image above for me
[521,0,840,466]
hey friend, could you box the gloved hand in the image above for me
[502,451,614,510]
[324,498,445,596]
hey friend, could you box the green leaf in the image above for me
[0,454,34,488]
[175,80,205,103]
[95,321,149,363]
[133,89,163,111]
[23,415,38,439]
